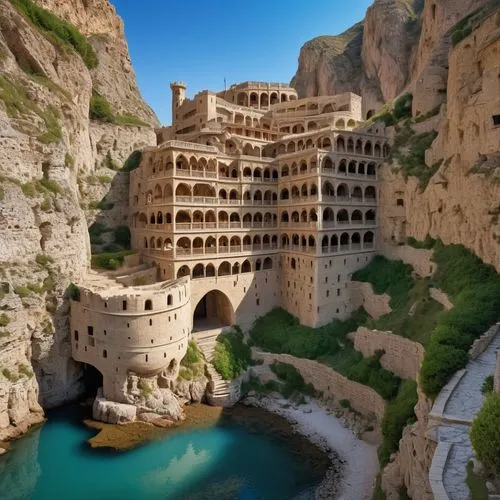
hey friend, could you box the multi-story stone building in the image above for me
[70,80,388,408]
[130,81,388,330]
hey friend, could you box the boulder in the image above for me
[93,390,137,424]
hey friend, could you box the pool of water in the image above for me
[0,405,324,500]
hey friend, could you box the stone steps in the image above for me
[193,330,233,404]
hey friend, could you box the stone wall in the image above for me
[348,281,392,319]
[429,288,453,311]
[379,244,435,278]
[468,323,500,360]
[253,351,386,421]
[351,327,425,380]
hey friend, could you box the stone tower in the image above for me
[170,81,186,124]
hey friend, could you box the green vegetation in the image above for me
[121,150,142,172]
[138,379,152,398]
[470,394,500,476]
[14,286,30,298]
[10,0,97,68]
[352,256,413,309]
[0,185,4,202]
[250,308,401,400]
[392,127,439,190]
[0,313,11,327]
[212,327,252,380]
[379,380,418,466]
[466,461,489,500]
[113,226,131,249]
[415,105,441,123]
[339,399,352,409]
[19,363,34,378]
[89,92,114,122]
[37,106,62,144]
[354,256,444,347]
[270,361,315,398]
[91,250,135,270]
[367,93,413,127]
[421,242,500,396]
[241,374,282,397]
[89,222,107,244]
[88,198,114,211]
[178,341,205,381]
[2,368,19,382]
[406,235,436,249]
[66,283,80,301]
[481,375,494,395]
[115,114,148,127]
[35,254,53,267]
[89,91,147,127]
[372,475,387,500]
[64,153,75,169]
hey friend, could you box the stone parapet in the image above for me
[348,281,392,319]
[468,323,500,360]
[351,327,424,380]
[253,350,386,421]
[429,441,452,500]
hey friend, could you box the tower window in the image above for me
[122,300,127,311]
[145,299,153,311]
[87,326,93,336]
[103,350,107,359]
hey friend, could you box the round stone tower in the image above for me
[170,81,187,123]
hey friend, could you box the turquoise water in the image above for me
[0,406,322,500]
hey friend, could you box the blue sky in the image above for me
[111,1,372,125]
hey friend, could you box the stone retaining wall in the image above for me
[348,281,392,319]
[429,288,453,311]
[380,244,435,278]
[468,323,500,360]
[253,351,386,421]
[351,327,425,380]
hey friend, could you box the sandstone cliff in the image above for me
[0,0,156,440]
[292,0,490,117]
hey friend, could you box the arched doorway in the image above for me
[193,290,235,331]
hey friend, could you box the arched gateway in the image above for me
[192,290,235,331]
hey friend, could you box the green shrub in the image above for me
[470,394,500,476]
[270,361,315,398]
[138,379,152,398]
[21,182,37,197]
[14,286,30,298]
[19,363,34,378]
[212,328,252,380]
[2,368,18,381]
[35,254,53,267]
[420,242,500,396]
[97,175,112,185]
[113,225,131,248]
[89,92,114,122]
[347,351,400,400]
[101,151,119,170]
[115,114,148,127]
[481,375,494,395]
[91,250,135,270]
[395,131,439,190]
[451,26,473,46]
[466,461,489,500]
[406,235,436,249]
[378,380,418,466]
[0,313,10,327]
[352,255,413,309]
[121,150,142,172]
[64,153,74,168]
[339,399,352,409]
[420,343,468,396]
[181,341,202,367]
[66,283,80,301]
[39,178,61,195]
[392,93,413,121]
[40,197,51,211]
[10,0,97,69]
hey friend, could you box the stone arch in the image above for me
[193,290,235,330]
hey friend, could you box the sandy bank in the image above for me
[245,395,379,500]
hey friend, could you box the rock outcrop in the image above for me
[0,0,156,439]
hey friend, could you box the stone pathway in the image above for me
[428,327,500,500]
[192,329,234,405]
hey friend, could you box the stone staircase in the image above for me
[193,329,235,406]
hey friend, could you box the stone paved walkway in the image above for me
[429,329,500,500]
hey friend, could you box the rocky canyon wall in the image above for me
[0,0,156,439]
